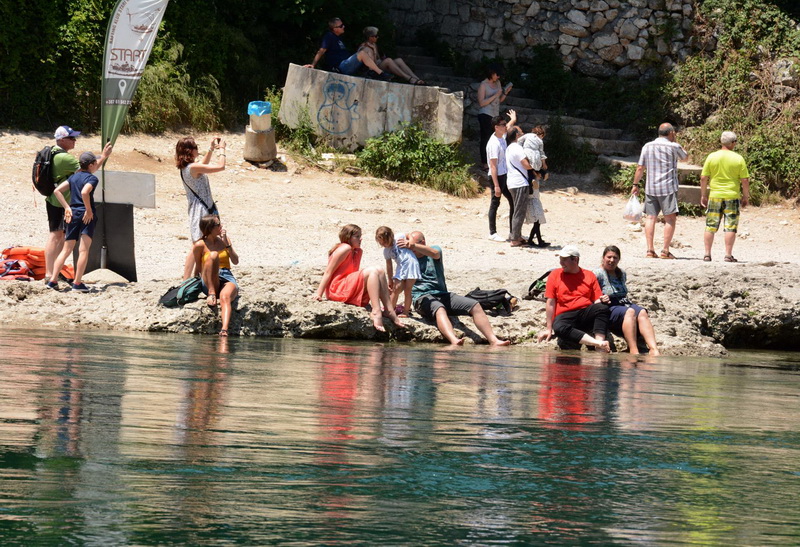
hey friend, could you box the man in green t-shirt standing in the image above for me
[700,131,750,263]
[45,126,81,280]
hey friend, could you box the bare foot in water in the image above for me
[649,347,661,356]
[449,338,465,346]
[491,339,511,346]
[370,310,386,332]
[596,340,611,353]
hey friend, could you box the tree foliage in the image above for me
[0,0,392,130]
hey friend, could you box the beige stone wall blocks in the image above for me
[389,0,694,80]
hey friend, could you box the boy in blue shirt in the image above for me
[48,145,113,291]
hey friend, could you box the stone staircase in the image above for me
[396,45,642,158]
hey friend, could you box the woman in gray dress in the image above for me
[175,136,227,279]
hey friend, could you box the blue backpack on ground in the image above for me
[159,276,204,307]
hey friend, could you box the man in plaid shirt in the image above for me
[631,123,688,259]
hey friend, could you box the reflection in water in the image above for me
[0,329,799,544]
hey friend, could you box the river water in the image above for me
[0,328,798,545]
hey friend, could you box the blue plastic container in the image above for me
[248,101,272,115]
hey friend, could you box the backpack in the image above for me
[524,269,553,301]
[465,288,517,315]
[159,276,204,307]
[32,145,65,196]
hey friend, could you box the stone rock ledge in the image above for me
[2,264,798,357]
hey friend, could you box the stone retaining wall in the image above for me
[388,0,694,79]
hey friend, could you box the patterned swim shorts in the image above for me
[705,198,740,232]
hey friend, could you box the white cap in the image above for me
[54,126,81,139]
[556,245,580,258]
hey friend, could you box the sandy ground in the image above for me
[5,129,800,284]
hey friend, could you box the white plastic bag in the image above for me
[623,195,643,222]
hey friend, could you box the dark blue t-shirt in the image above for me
[320,31,350,70]
[68,170,98,212]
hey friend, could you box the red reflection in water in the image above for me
[318,344,361,447]
[537,354,603,430]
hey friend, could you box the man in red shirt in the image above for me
[537,245,611,352]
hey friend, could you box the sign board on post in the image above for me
[96,0,170,282]
[99,171,156,208]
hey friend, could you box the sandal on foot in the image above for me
[219,329,228,337]
[660,250,676,259]
[408,77,427,86]
[207,294,218,308]
[703,255,712,262]
[724,255,738,263]
[646,250,658,258]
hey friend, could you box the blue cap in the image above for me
[55,126,81,139]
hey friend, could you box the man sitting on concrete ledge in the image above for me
[537,245,611,352]
[399,231,510,346]
[304,17,393,81]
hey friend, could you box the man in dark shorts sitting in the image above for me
[304,17,392,80]
[400,231,510,346]
[537,245,611,352]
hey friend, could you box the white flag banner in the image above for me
[101,0,170,146]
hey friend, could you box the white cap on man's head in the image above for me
[720,131,737,145]
[54,126,81,140]
[556,245,580,258]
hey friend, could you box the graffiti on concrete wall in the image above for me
[317,74,360,135]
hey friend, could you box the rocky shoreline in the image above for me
[5,130,800,357]
[4,261,799,357]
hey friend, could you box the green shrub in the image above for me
[599,163,637,193]
[262,87,326,159]
[504,46,665,138]
[358,123,480,197]
[667,0,800,199]
[545,116,596,174]
[125,43,221,133]
[263,87,290,141]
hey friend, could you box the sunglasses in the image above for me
[334,23,345,28]
[65,137,77,141]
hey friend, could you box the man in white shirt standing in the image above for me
[486,110,516,242]
[632,123,688,259]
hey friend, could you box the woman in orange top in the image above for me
[313,224,405,332]
[193,214,239,336]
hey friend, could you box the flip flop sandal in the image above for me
[724,255,738,262]
[703,255,712,262]
[219,329,228,337]
[660,250,676,259]
[646,250,659,258]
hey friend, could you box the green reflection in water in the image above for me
[0,328,798,544]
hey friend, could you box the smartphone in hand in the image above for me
[505,83,513,94]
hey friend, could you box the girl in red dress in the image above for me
[313,224,405,332]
